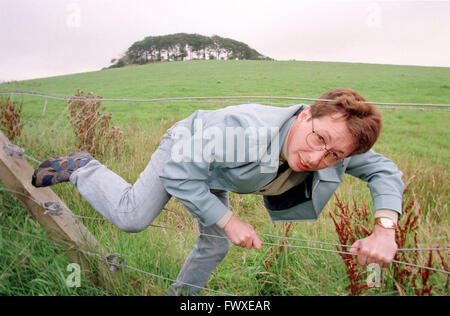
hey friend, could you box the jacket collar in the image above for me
[316,167,341,182]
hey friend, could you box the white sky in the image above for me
[0,0,449,81]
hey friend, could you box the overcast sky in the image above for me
[0,0,449,81]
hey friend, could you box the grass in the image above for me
[0,60,449,296]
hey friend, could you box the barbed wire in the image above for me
[1,183,447,256]
[1,133,449,295]
[162,207,449,253]
[2,143,42,164]
[2,141,450,260]
[1,183,448,276]
[1,190,449,277]
[0,223,235,296]
[1,88,449,110]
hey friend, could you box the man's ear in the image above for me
[297,107,311,122]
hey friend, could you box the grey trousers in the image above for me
[69,126,231,295]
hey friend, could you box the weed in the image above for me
[67,90,124,156]
[0,96,23,141]
[330,196,371,295]
[331,187,447,296]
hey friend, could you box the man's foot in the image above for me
[32,151,93,187]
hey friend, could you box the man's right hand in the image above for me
[224,215,263,250]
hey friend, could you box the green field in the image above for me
[0,60,449,296]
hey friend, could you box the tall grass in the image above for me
[0,60,448,295]
[3,115,445,296]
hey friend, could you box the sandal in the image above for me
[32,151,93,187]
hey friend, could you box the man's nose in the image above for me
[309,150,326,167]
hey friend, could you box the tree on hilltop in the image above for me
[109,33,272,68]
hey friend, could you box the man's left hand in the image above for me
[349,224,398,267]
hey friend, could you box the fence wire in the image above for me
[0,223,235,296]
[0,183,449,276]
[1,88,450,111]
[1,91,449,294]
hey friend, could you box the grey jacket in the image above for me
[159,104,404,226]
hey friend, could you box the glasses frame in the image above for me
[306,117,345,168]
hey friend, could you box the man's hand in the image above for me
[224,215,263,250]
[349,224,398,267]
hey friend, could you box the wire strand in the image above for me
[0,223,235,296]
[162,207,449,253]
[1,88,450,108]
[4,187,443,255]
[147,223,449,274]
[2,142,449,282]
[1,89,448,294]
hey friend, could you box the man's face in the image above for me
[285,107,356,172]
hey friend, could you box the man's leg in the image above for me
[68,129,174,232]
[168,190,231,295]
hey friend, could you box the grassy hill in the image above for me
[0,60,449,296]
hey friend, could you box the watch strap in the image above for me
[375,217,397,230]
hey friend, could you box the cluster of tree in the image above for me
[109,33,272,68]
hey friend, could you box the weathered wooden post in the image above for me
[0,130,118,291]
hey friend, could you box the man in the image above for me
[32,88,404,295]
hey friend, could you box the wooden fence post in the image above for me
[0,130,117,291]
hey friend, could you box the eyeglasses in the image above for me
[305,117,344,167]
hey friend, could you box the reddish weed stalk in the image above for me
[436,250,449,295]
[0,96,23,141]
[391,196,420,291]
[68,90,124,156]
[331,188,446,296]
[393,194,443,296]
[330,196,371,295]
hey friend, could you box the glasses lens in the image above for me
[306,132,324,150]
[306,123,342,167]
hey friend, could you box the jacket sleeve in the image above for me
[344,149,405,216]
[160,155,229,226]
[159,109,253,226]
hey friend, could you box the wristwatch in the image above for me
[375,217,397,230]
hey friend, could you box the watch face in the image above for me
[380,218,394,228]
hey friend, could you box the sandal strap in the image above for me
[67,157,75,171]
[51,161,63,173]
[41,175,54,187]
